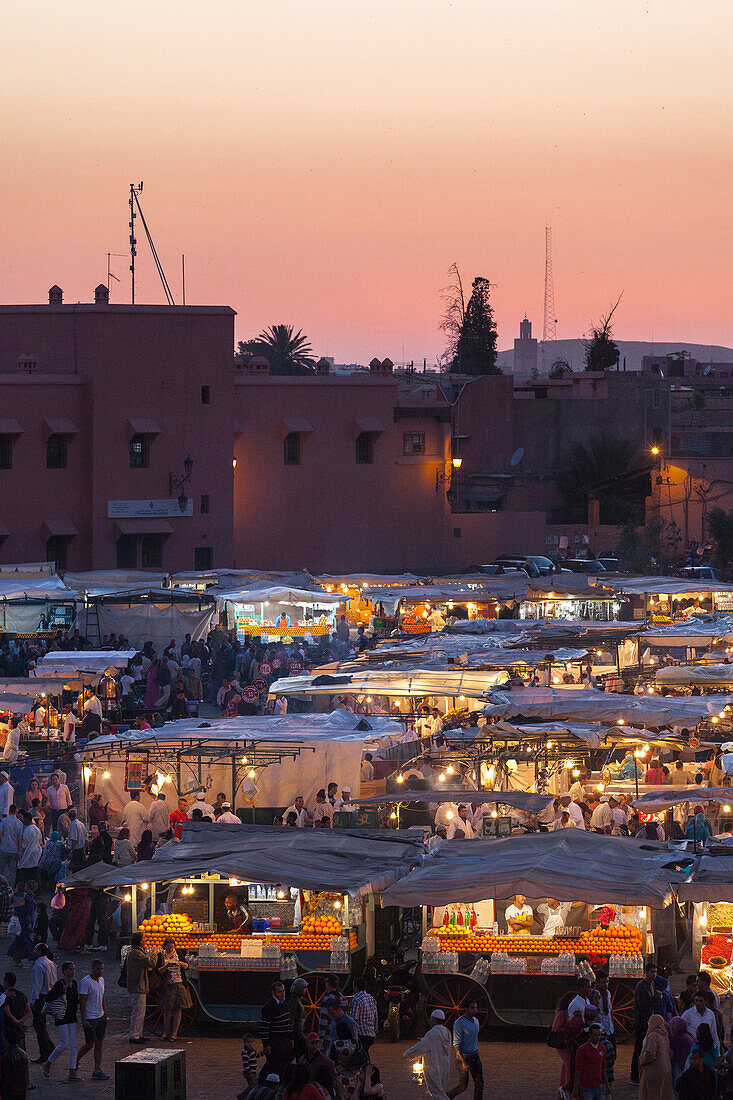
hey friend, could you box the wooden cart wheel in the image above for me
[424,975,489,1033]
[610,979,635,1039]
[299,972,333,1036]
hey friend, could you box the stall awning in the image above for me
[483,686,733,727]
[43,519,78,537]
[353,789,553,813]
[0,420,23,435]
[68,822,425,897]
[114,519,173,535]
[353,417,386,436]
[127,418,161,435]
[380,829,687,908]
[44,418,79,435]
[281,417,314,434]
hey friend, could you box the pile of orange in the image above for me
[580,926,642,955]
[302,916,343,937]
[139,914,194,935]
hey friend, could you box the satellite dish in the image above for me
[703,365,711,376]
[510,447,524,467]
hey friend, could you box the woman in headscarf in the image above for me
[638,1014,674,1100]
[685,810,713,844]
[144,658,160,710]
[669,1016,694,1084]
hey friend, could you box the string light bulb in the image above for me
[334,899,341,909]
[248,769,256,779]
[102,771,110,780]
[446,810,454,820]
[390,811,397,820]
[396,774,404,784]
[124,893,131,902]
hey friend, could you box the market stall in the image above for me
[208,582,344,643]
[380,829,687,1033]
[68,822,423,1028]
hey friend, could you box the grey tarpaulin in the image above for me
[379,829,688,908]
[656,664,733,686]
[483,687,733,726]
[352,789,553,812]
[633,787,733,812]
[67,822,425,897]
[678,853,733,901]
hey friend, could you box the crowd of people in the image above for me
[547,961,728,1100]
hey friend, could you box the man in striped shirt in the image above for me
[350,975,378,1053]
[259,981,293,1084]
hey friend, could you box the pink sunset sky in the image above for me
[2,0,732,363]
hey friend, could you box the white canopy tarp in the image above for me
[656,664,733,686]
[63,571,169,594]
[641,616,733,646]
[271,668,510,700]
[208,583,344,607]
[591,576,733,596]
[37,650,136,674]
[483,687,733,727]
[363,580,529,615]
[74,598,215,652]
[380,828,686,908]
[0,575,71,599]
[633,787,733,812]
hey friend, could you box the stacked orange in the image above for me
[580,926,642,956]
[302,915,343,937]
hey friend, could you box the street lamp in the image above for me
[436,456,463,492]
[169,455,194,512]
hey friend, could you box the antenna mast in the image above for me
[543,226,557,346]
[128,182,175,306]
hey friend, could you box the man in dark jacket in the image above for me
[677,1048,717,1100]
[126,931,153,1043]
[259,980,292,1083]
[631,962,660,1082]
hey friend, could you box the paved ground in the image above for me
[5,939,645,1099]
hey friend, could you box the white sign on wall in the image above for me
[107,499,194,518]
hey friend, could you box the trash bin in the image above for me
[115,1047,185,1100]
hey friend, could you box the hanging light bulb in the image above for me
[82,766,92,781]
[396,774,404,784]
[124,893,131,902]
[248,769,256,779]
[491,810,498,819]
[241,756,248,765]
[572,769,580,778]
[438,773,446,783]
[102,771,110,780]
[277,888,285,899]
[390,811,397,820]
[724,805,732,813]
[446,810,454,821]
[140,883,149,890]
[334,899,341,909]
[446,764,455,776]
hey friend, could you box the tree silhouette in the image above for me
[584,296,622,372]
[556,435,649,524]
[236,325,315,375]
[441,264,501,375]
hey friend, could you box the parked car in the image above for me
[560,559,607,574]
[596,556,620,572]
[464,563,523,575]
[676,565,718,581]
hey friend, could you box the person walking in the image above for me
[75,957,109,1081]
[17,812,43,885]
[121,791,149,849]
[42,960,80,1081]
[45,774,72,833]
[638,1013,674,1100]
[351,975,378,1054]
[631,962,660,1083]
[155,936,192,1041]
[66,809,86,873]
[0,806,23,885]
[572,1022,609,1100]
[126,931,152,1043]
[446,998,483,1100]
[404,1009,452,1100]
[287,977,308,1060]
[29,943,57,1064]
[148,792,171,839]
[259,980,294,1084]
[676,1047,717,1100]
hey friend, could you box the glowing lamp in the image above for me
[491,810,498,819]
[446,810,454,821]
[248,769,256,779]
[438,773,446,783]
[102,771,110,780]
[390,811,397,820]
[124,893,131,902]
[396,774,404,784]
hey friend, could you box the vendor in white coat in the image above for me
[447,805,475,839]
[403,1009,452,1100]
[559,793,585,829]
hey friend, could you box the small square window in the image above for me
[403,432,425,456]
[0,436,13,469]
[116,535,138,569]
[200,494,210,514]
[46,434,68,469]
[652,389,661,409]
[129,434,150,468]
[201,385,211,405]
[453,527,462,538]
[355,432,374,464]
[194,546,213,570]
[283,432,301,465]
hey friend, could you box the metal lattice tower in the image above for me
[543,226,557,343]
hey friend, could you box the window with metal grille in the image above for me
[403,432,425,455]
[46,433,68,469]
[129,434,150,468]
[195,546,213,570]
[283,432,301,465]
[355,432,374,464]
[141,534,164,568]
[0,436,14,469]
[200,494,210,514]
[116,535,138,569]
[46,535,70,571]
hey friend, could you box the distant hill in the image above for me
[497,339,733,374]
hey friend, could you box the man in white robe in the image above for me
[404,1009,452,1100]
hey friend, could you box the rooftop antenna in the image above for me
[106,252,125,295]
[128,182,175,306]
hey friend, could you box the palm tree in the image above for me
[555,436,649,525]
[255,324,315,375]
